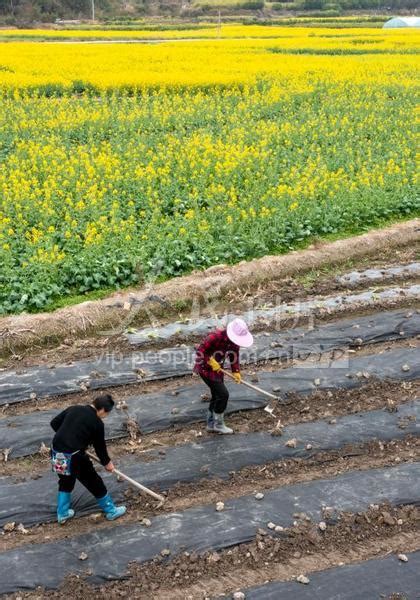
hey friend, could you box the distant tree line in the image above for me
[0,0,417,24]
[296,0,418,11]
[0,0,149,23]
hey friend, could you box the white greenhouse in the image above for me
[383,16,420,28]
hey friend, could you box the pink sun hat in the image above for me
[226,318,254,348]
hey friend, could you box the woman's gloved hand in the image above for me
[208,356,222,372]
[232,372,242,384]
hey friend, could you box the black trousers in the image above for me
[200,374,229,414]
[57,451,107,499]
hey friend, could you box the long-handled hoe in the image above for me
[220,368,287,424]
[87,451,165,507]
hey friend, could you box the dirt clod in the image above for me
[207,552,221,564]
[139,518,152,527]
[17,524,29,535]
[89,514,102,522]
[381,511,396,526]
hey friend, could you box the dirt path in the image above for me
[155,527,420,600]
[1,220,418,361]
[2,330,418,417]
[2,265,419,370]
[1,435,419,553]
[7,505,419,599]
[1,376,418,477]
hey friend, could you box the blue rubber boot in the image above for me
[57,492,75,525]
[97,493,127,521]
[206,409,215,432]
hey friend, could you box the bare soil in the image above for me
[2,334,418,420]
[1,435,419,553]
[1,231,419,600]
[5,503,419,600]
[1,281,419,371]
[1,376,419,476]
[1,220,418,363]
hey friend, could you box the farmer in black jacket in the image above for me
[50,394,126,524]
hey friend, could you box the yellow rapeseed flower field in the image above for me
[0,28,418,89]
[0,27,418,312]
[0,23,394,40]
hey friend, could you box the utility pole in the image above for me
[217,9,221,38]
[91,0,95,22]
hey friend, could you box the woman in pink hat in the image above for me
[193,318,253,434]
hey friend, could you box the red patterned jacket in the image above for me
[193,328,240,382]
